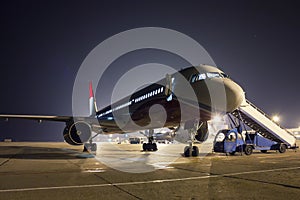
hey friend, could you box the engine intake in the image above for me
[63,121,92,145]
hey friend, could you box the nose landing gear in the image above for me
[183,120,204,157]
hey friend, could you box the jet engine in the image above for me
[63,121,92,145]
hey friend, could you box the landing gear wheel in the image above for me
[83,143,97,152]
[184,146,199,157]
[184,146,190,157]
[91,143,97,151]
[152,143,158,151]
[244,145,253,155]
[83,144,89,152]
[142,143,157,151]
[143,143,147,151]
[261,150,268,153]
[229,151,236,155]
[278,144,286,153]
[192,146,199,157]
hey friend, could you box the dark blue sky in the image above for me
[0,0,299,141]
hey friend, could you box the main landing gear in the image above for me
[83,132,100,152]
[183,120,202,157]
[84,141,97,152]
[143,129,158,151]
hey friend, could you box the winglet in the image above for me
[89,81,98,116]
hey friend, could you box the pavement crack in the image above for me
[223,174,300,190]
[0,147,25,167]
[0,159,10,167]
[66,159,84,168]
[173,166,211,174]
[93,173,142,200]
[174,165,300,190]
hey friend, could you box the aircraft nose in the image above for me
[224,80,245,112]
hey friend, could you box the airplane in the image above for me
[138,129,175,144]
[153,132,174,143]
[0,64,245,157]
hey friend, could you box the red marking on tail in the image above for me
[89,81,94,98]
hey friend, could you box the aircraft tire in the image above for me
[142,143,147,151]
[83,144,89,152]
[152,143,158,151]
[192,146,199,157]
[91,143,97,151]
[184,146,190,157]
[143,143,157,151]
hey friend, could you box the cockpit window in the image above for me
[191,75,197,83]
[191,73,206,83]
[207,72,221,78]
[198,73,206,80]
[221,73,229,78]
[190,71,230,83]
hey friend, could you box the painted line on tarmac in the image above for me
[1,166,300,193]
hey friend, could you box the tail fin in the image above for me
[89,81,98,116]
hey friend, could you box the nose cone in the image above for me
[224,80,245,112]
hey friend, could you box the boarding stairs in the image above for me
[232,99,297,148]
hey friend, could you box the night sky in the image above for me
[0,0,299,141]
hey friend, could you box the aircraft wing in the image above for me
[0,114,102,129]
[0,83,99,124]
[0,114,73,122]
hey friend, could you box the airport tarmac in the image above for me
[0,142,300,200]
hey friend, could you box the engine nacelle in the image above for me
[63,121,92,145]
